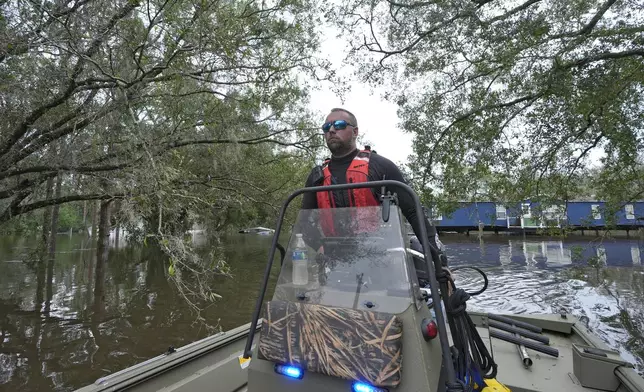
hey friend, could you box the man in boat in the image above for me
[300,108,445,279]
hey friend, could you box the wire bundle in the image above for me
[443,267,497,392]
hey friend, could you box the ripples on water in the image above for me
[0,233,642,391]
[444,236,644,375]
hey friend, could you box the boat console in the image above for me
[244,181,454,392]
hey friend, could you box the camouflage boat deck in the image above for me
[257,300,403,387]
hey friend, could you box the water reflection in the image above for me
[0,233,642,391]
[634,246,642,266]
[0,234,280,392]
[441,235,644,374]
[446,236,644,267]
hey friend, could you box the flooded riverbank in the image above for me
[0,233,642,391]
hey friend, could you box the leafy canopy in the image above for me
[333,0,644,210]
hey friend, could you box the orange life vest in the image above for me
[316,149,381,236]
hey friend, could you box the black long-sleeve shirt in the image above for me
[301,149,438,250]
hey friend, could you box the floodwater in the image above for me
[0,232,643,391]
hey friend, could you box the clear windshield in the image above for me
[272,205,420,314]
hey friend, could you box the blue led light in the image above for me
[352,382,389,392]
[274,364,304,379]
[284,367,302,378]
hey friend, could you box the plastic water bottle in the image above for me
[292,234,309,285]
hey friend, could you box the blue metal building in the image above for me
[428,200,644,232]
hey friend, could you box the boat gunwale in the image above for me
[75,320,263,391]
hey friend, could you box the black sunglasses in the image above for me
[321,120,355,133]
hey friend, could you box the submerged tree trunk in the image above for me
[43,174,62,316]
[115,222,121,248]
[90,200,99,239]
[43,256,55,315]
[92,199,111,356]
[96,199,113,268]
[41,177,54,246]
[48,174,63,259]
[34,261,46,313]
[87,237,96,293]
[114,200,121,247]
[93,241,106,316]
[83,200,87,229]
[91,222,107,367]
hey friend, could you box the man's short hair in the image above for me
[330,108,358,127]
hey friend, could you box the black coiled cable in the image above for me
[428,266,489,308]
[440,266,497,391]
[448,266,489,296]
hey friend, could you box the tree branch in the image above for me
[566,132,605,182]
[550,0,618,39]
[0,173,56,200]
[0,193,126,223]
[3,89,100,168]
[0,162,133,181]
[482,0,542,25]
[564,49,644,69]
[0,126,314,189]
[385,0,441,9]
[0,0,92,64]
[362,10,472,60]
[0,108,112,170]
[0,0,139,159]
[167,127,318,149]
